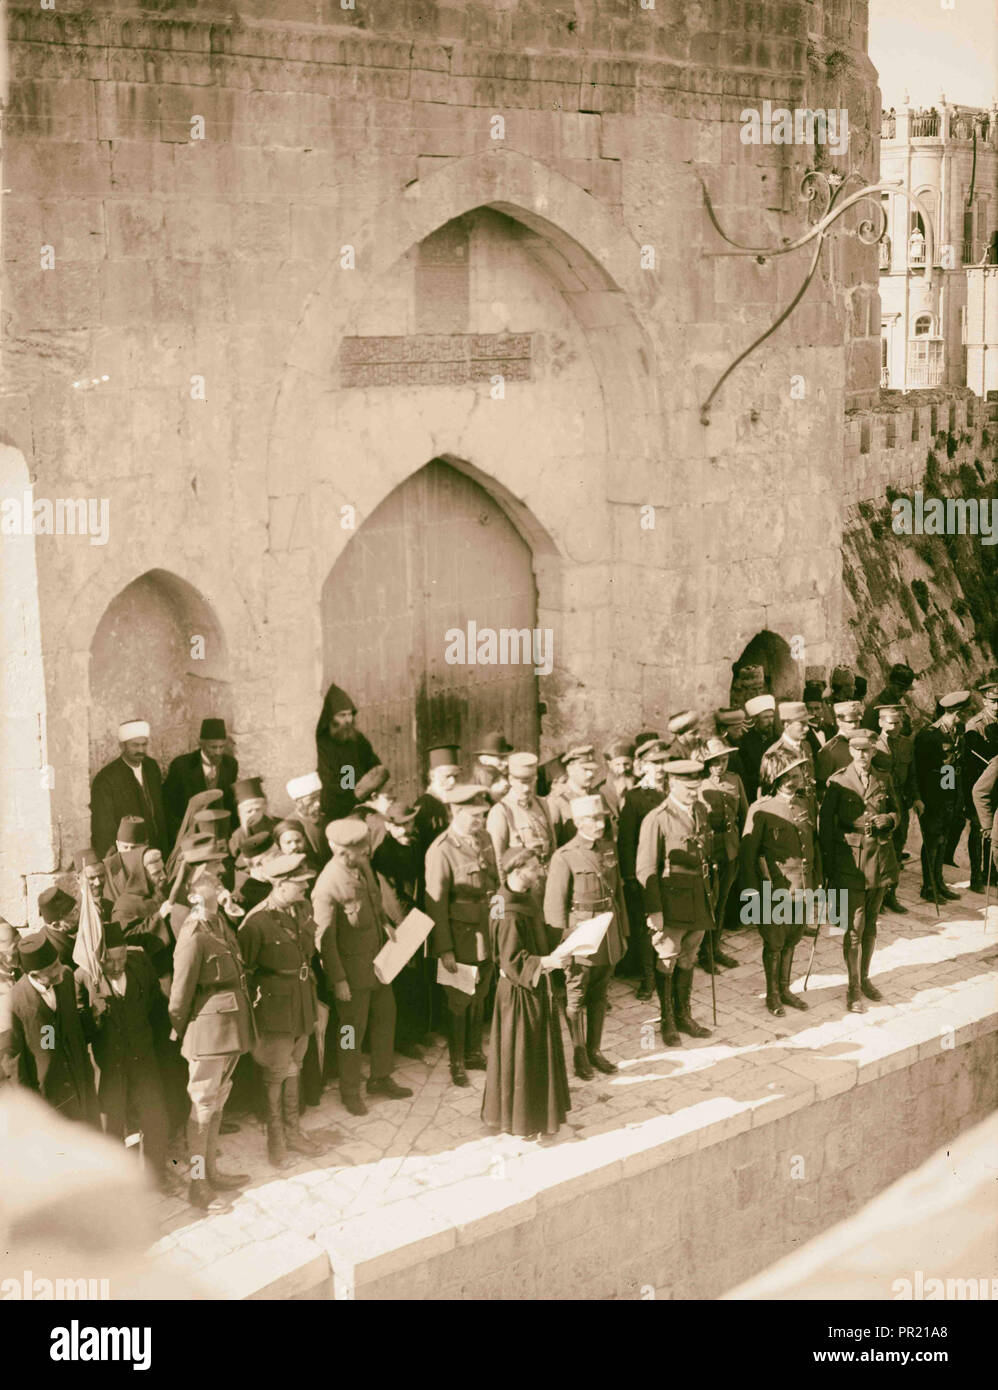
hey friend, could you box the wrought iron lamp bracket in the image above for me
[698,172,936,425]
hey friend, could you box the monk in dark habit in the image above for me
[315,683,385,822]
[482,847,570,1142]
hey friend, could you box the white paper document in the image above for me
[549,911,614,964]
[436,959,479,995]
[373,907,435,985]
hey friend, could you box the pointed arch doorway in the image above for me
[320,459,540,799]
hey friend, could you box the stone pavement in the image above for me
[148,854,998,1298]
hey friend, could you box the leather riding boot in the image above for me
[778,946,808,1010]
[845,938,866,1013]
[282,1077,327,1155]
[265,1081,291,1169]
[206,1110,249,1190]
[448,1011,469,1086]
[882,887,907,915]
[186,1118,229,1211]
[585,996,617,1073]
[674,967,711,1037]
[636,921,656,1000]
[859,931,882,1001]
[762,947,784,1016]
[697,933,721,974]
[655,971,681,1046]
[713,931,739,970]
[568,1011,594,1079]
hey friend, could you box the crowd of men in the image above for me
[2,663,997,1203]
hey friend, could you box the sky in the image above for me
[869,0,998,110]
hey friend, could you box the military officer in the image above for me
[959,680,998,891]
[636,759,714,1045]
[874,704,923,913]
[487,752,556,886]
[861,662,917,733]
[616,738,670,1000]
[971,751,998,880]
[740,695,777,803]
[914,690,970,904]
[546,745,601,847]
[425,787,500,1088]
[819,730,900,1013]
[740,751,821,1016]
[544,794,628,1078]
[815,700,863,797]
[240,853,328,1168]
[168,834,255,1210]
[313,819,413,1115]
[694,739,744,972]
[766,702,818,819]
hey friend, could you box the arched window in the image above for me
[913,314,933,337]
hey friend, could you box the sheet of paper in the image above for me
[436,959,479,995]
[549,911,614,964]
[373,907,435,985]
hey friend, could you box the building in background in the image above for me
[878,100,998,390]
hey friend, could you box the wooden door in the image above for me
[321,459,539,800]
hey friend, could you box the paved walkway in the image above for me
[149,853,998,1296]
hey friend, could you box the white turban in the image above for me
[744,696,776,718]
[286,772,322,801]
[118,720,150,741]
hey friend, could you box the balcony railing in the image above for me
[906,361,945,387]
[881,114,896,139]
[908,241,926,267]
[910,113,940,136]
[963,240,987,265]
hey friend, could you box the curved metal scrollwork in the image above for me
[699,171,936,425]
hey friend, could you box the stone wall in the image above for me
[329,1027,998,1300]
[1,0,882,918]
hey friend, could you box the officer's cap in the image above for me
[563,745,596,765]
[715,709,747,728]
[442,785,492,808]
[507,752,539,779]
[263,852,312,883]
[326,818,370,848]
[663,759,706,780]
[833,700,863,719]
[636,738,671,762]
[667,710,697,736]
[847,730,877,749]
[940,690,970,710]
[778,701,812,723]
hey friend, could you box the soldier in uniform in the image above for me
[766,702,818,820]
[914,690,970,903]
[636,759,714,1045]
[240,853,328,1168]
[815,700,863,797]
[314,819,414,1115]
[971,751,998,881]
[168,834,255,1210]
[874,704,923,913]
[544,794,628,1078]
[861,662,916,733]
[740,751,820,1016]
[819,730,900,1012]
[959,680,998,891]
[425,787,500,1088]
[546,746,601,847]
[617,739,670,1000]
[694,739,745,972]
[740,695,777,803]
[487,752,556,886]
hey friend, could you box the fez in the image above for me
[570,795,606,821]
[234,777,265,804]
[940,690,970,710]
[802,681,824,703]
[199,718,227,741]
[428,745,461,770]
[286,772,322,801]
[326,819,370,848]
[476,732,513,757]
[116,816,148,844]
[508,752,539,779]
[74,848,100,871]
[117,720,150,742]
[18,932,58,972]
[745,695,776,717]
[37,886,75,924]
